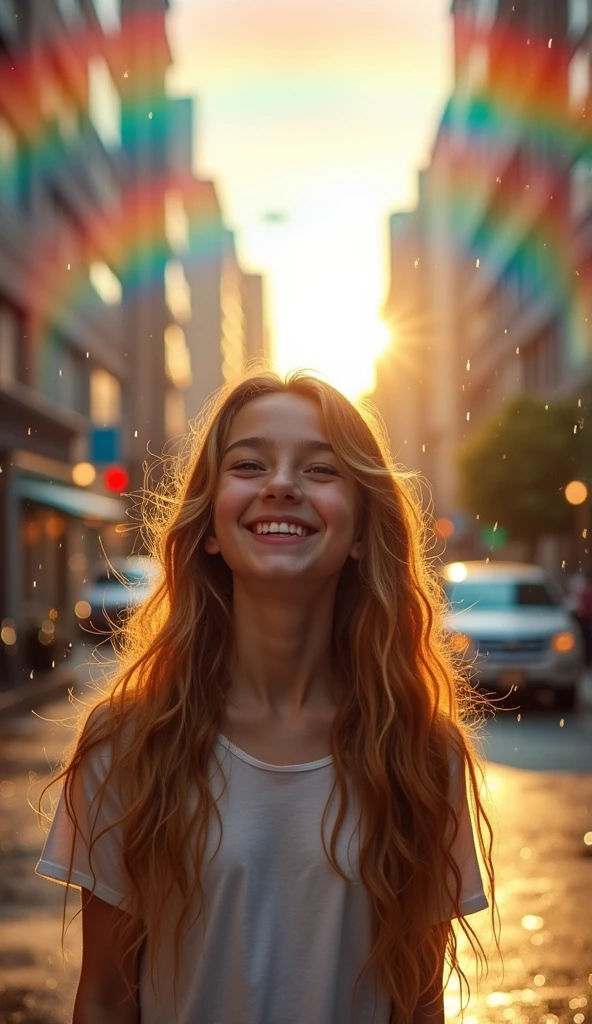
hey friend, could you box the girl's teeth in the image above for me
[252,522,309,536]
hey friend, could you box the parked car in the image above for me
[440,560,584,710]
[75,556,161,639]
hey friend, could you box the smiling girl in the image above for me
[37,370,496,1024]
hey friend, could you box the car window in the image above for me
[444,580,559,610]
[93,569,149,586]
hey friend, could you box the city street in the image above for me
[0,680,591,1023]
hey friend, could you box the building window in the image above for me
[91,0,120,33]
[0,301,19,383]
[165,190,190,252]
[569,0,590,38]
[40,63,79,142]
[88,57,121,149]
[0,0,20,43]
[89,261,122,304]
[474,0,498,28]
[38,334,88,415]
[45,190,86,272]
[165,387,187,440]
[56,0,83,26]
[91,368,121,426]
[165,260,192,323]
[571,152,592,220]
[569,49,590,112]
[0,114,20,207]
[164,325,192,390]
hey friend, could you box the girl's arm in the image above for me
[72,890,142,1024]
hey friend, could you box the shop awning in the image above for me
[16,478,126,522]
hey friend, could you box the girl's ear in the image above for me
[204,534,221,555]
[349,538,362,561]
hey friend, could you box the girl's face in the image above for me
[205,392,362,584]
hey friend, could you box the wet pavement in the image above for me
[0,683,591,1023]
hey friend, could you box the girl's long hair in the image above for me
[39,368,498,1022]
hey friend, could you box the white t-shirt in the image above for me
[36,732,489,1024]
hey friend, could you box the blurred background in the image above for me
[1,1,592,1022]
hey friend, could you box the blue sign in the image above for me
[90,427,121,465]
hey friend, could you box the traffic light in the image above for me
[103,466,130,493]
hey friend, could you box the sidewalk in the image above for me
[0,645,112,720]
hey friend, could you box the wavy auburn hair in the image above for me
[40,369,498,1022]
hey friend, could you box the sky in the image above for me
[166,0,453,399]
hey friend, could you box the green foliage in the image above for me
[455,390,592,546]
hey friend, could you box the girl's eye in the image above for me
[307,465,340,476]
[232,460,264,471]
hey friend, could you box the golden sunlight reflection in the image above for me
[246,193,392,400]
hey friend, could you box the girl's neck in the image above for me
[227,578,341,717]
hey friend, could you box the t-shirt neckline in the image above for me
[216,733,334,772]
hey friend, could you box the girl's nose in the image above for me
[260,466,302,502]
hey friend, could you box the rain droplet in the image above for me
[30,670,34,679]
[559,718,564,727]
[548,37,553,48]
[516,347,520,354]
[466,411,470,421]
[67,263,71,270]
[414,258,419,268]
[466,360,471,370]
[27,427,31,435]
[476,258,480,268]
[517,713,521,721]
[134,430,138,438]
[148,111,153,119]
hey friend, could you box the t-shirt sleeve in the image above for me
[431,747,490,924]
[35,739,130,910]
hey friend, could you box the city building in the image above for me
[165,95,269,426]
[375,0,592,564]
[0,0,173,681]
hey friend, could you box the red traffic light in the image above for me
[103,466,130,493]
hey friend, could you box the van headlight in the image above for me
[551,631,576,653]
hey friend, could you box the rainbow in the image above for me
[426,18,592,372]
[0,12,225,340]
[1,12,591,374]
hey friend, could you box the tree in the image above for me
[455,392,592,562]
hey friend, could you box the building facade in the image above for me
[374,0,592,565]
[0,0,174,681]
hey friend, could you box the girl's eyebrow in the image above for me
[223,436,336,458]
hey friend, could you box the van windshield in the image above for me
[444,580,559,611]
